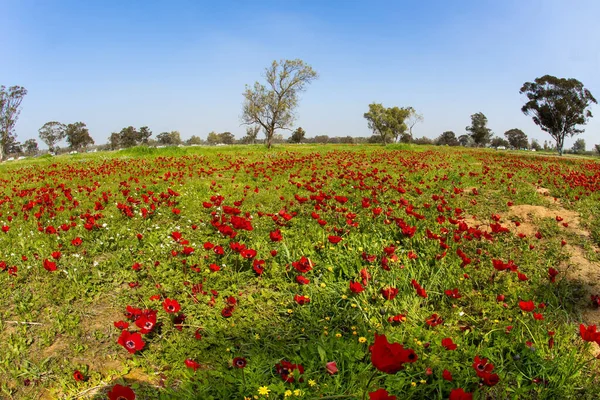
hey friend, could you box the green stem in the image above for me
[362,369,379,400]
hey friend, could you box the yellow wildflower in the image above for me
[258,386,270,395]
[358,337,367,343]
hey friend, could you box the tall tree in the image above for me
[289,127,306,143]
[491,137,509,148]
[458,134,472,147]
[405,107,424,139]
[0,85,27,162]
[186,135,203,145]
[38,121,67,153]
[138,126,152,144]
[108,132,121,150]
[436,131,459,146]
[364,103,409,145]
[119,126,139,148]
[594,144,600,155]
[219,132,235,145]
[520,75,597,155]
[242,59,318,149]
[242,126,260,144]
[156,131,182,146]
[503,128,528,149]
[23,139,38,155]
[530,139,541,151]
[65,122,94,150]
[466,112,492,147]
[206,131,220,145]
[571,138,586,154]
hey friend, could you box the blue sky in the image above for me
[2,0,599,148]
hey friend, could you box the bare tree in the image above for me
[241,59,318,149]
[0,86,27,162]
[405,107,424,139]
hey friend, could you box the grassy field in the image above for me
[1,144,599,399]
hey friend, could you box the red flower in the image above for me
[185,358,201,371]
[517,272,529,281]
[292,256,313,273]
[548,267,559,282]
[43,259,57,272]
[117,330,145,353]
[519,300,535,312]
[253,259,265,275]
[449,388,472,400]
[294,294,310,305]
[233,357,247,368]
[114,320,129,330]
[269,229,283,242]
[73,370,85,381]
[370,333,417,374]
[328,235,343,244]
[221,306,234,317]
[533,312,544,321]
[325,361,338,375]
[442,369,453,381]
[381,287,398,300]
[387,314,407,324]
[275,360,304,382]
[162,298,181,314]
[441,337,457,350]
[349,281,365,293]
[369,388,397,400]
[71,237,82,246]
[579,324,600,343]
[411,279,427,298]
[444,288,461,299]
[296,275,310,285]
[135,312,157,334]
[108,384,136,400]
[425,314,443,327]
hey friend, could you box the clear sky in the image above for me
[2,0,599,148]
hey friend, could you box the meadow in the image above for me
[0,144,599,400]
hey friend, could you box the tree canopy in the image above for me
[436,131,459,146]
[65,122,94,150]
[242,59,318,149]
[503,128,528,149]
[364,103,410,145]
[39,121,67,153]
[520,75,597,155]
[289,127,306,143]
[0,85,27,161]
[465,112,492,147]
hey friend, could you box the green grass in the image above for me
[0,144,599,399]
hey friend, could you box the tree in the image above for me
[186,135,203,145]
[23,139,38,155]
[458,134,472,147]
[363,103,410,145]
[206,131,220,145]
[594,144,600,155]
[504,129,528,149]
[314,135,329,144]
[466,112,492,147]
[242,59,318,149]
[119,126,139,148]
[0,85,27,162]
[138,126,152,144]
[219,132,235,145]
[530,139,541,151]
[65,122,94,150]
[405,107,424,139]
[241,126,260,144]
[436,131,459,146]
[108,132,121,150]
[520,75,597,155]
[571,138,586,154]
[38,122,67,153]
[413,136,433,145]
[4,136,22,155]
[491,137,509,148]
[156,131,182,146]
[289,127,306,143]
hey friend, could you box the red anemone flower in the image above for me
[441,337,457,350]
[107,384,136,400]
[233,357,247,368]
[162,298,181,314]
[370,333,417,374]
[117,330,145,354]
[349,281,365,293]
[449,388,472,400]
[369,389,397,400]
